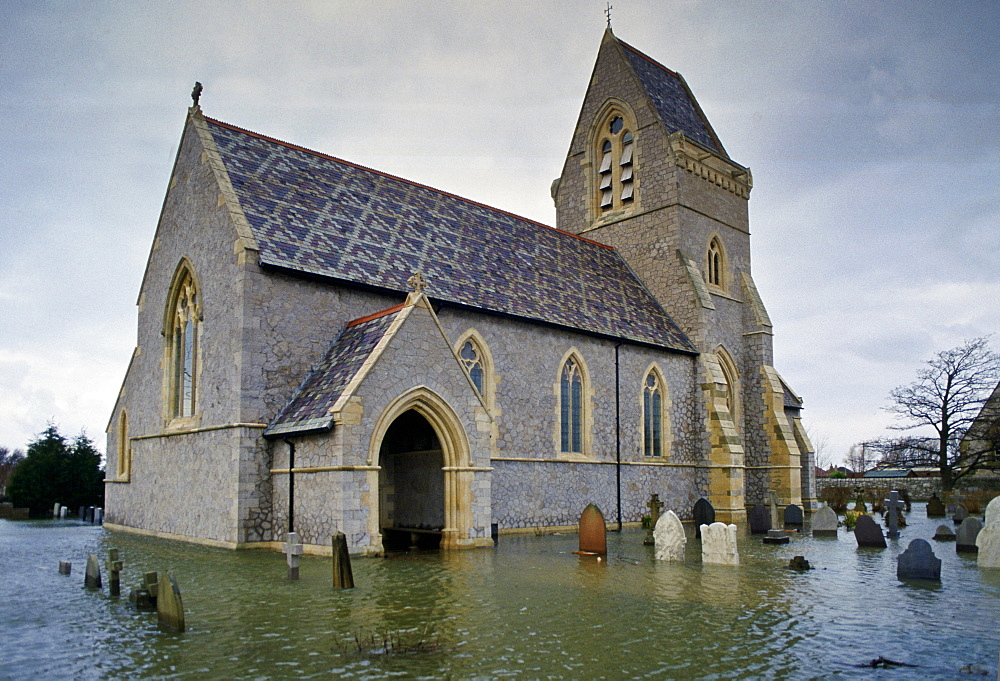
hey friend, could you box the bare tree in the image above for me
[845,441,878,475]
[805,427,834,471]
[882,336,1000,490]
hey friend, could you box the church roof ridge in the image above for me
[204,116,612,252]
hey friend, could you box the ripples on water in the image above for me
[2,508,999,680]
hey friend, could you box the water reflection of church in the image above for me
[104,29,815,554]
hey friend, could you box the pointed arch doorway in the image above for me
[370,388,474,551]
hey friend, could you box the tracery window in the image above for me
[560,357,585,453]
[597,114,635,212]
[643,373,663,458]
[167,267,200,419]
[460,340,485,394]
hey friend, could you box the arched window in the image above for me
[560,357,585,453]
[116,410,131,480]
[716,347,741,433]
[706,237,726,290]
[165,264,200,419]
[460,340,485,394]
[643,372,663,457]
[596,112,636,212]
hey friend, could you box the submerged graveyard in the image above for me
[2,501,1000,680]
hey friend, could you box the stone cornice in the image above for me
[668,132,752,199]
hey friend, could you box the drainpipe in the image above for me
[615,340,623,532]
[284,438,295,534]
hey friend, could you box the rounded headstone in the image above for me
[784,504,804,527]
[748,504,770,534]
[976,523,1000,568]
[700,522,739,566]
[692,498,715,539]
[926,495,946,518]
[956,517,983,553]
[811,506,839,537]
[984,496,1000,527]
[933,524,956,541]
[897,538,941,581]
[653,510,686,562]
[854,514,887,548]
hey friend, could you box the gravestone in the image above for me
[955,517,982,553]
[60,506,68,519]
[332,532,355,589]
[692,498,714,539]
[883,491,903,539]
[84,554,102,589]
[784,504,804,527]
[976,523,1000,569]
[933,524,956,541]
[94,508,103,525]
[926,494,946,518]
[142,571,160,601]
[811,506,839,537]
[897,538,941,581]
[105,549,123,597]
[748,504,770,535]
[769,492,781,530]
[644,493,664,546]
[701,522,739,566]
[78,506,85,521]
[157,574,185,632]
[52,503,60,518]
[854,515,887,548]
[58,561,72,575]
[788,555,812,570]
[577,503,607,555]
[653,510,686,562]
[284,531,303,580]
[953,504,969,524]
[984,496,1000,527]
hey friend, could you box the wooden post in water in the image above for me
[332,532,354,589]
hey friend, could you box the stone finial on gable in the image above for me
[405,271,430,307]
[191,82,203,108]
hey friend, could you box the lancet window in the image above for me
[560,357,585,454]
[643,372,664,458]
[166,266,200,419]
[597,114,635,212]
[706,237,726,290]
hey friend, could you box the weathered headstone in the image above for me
[784,504,804,527]
[284,531,304,580]
[811,506,839,537]
[129,588,155,610]
[644,493,664,546]
[94,508,104,525]
[692,498,714,539]
[701,522,739,566]
[52,503,61,518]
[883,491,903,539]
[332,532,355,589]
[576,503,607,555]
[78,506,85,521]
[953,504,969,524]
[157,574,185,632]
[58,561,72,575]
[769,492,781,530]
[926,494,946,518]
[748,504,770,534]
[105,549,123,597]
[955,517,983,553]
[788,555,812,570]
[142,571,160,601]
[59,506,68,519]
[976,523,1000,569]
[933,524,956,541]
[854,515,887,549]
[897,538,941,581]
[984,496,1000,528]
[653,510,686,562]
[84,554,102,589]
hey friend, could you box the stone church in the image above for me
[105,29,815,554]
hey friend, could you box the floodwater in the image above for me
[2,506,999,680]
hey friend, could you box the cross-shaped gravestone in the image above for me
[105,548,124,596]
[644,493,664,546]
[285,531,304,580]
[883,490,903,539]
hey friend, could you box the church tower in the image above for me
[553,30,815,522]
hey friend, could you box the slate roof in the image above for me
[618,40,725,156]
[206,118,695,354]
[263,305,402,437]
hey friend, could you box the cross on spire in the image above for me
[605,2,613,29]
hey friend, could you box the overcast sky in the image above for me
[1,1,997,463]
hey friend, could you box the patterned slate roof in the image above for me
[206,118,695,353]
[618,40,724,156]
[263,306,401,437]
